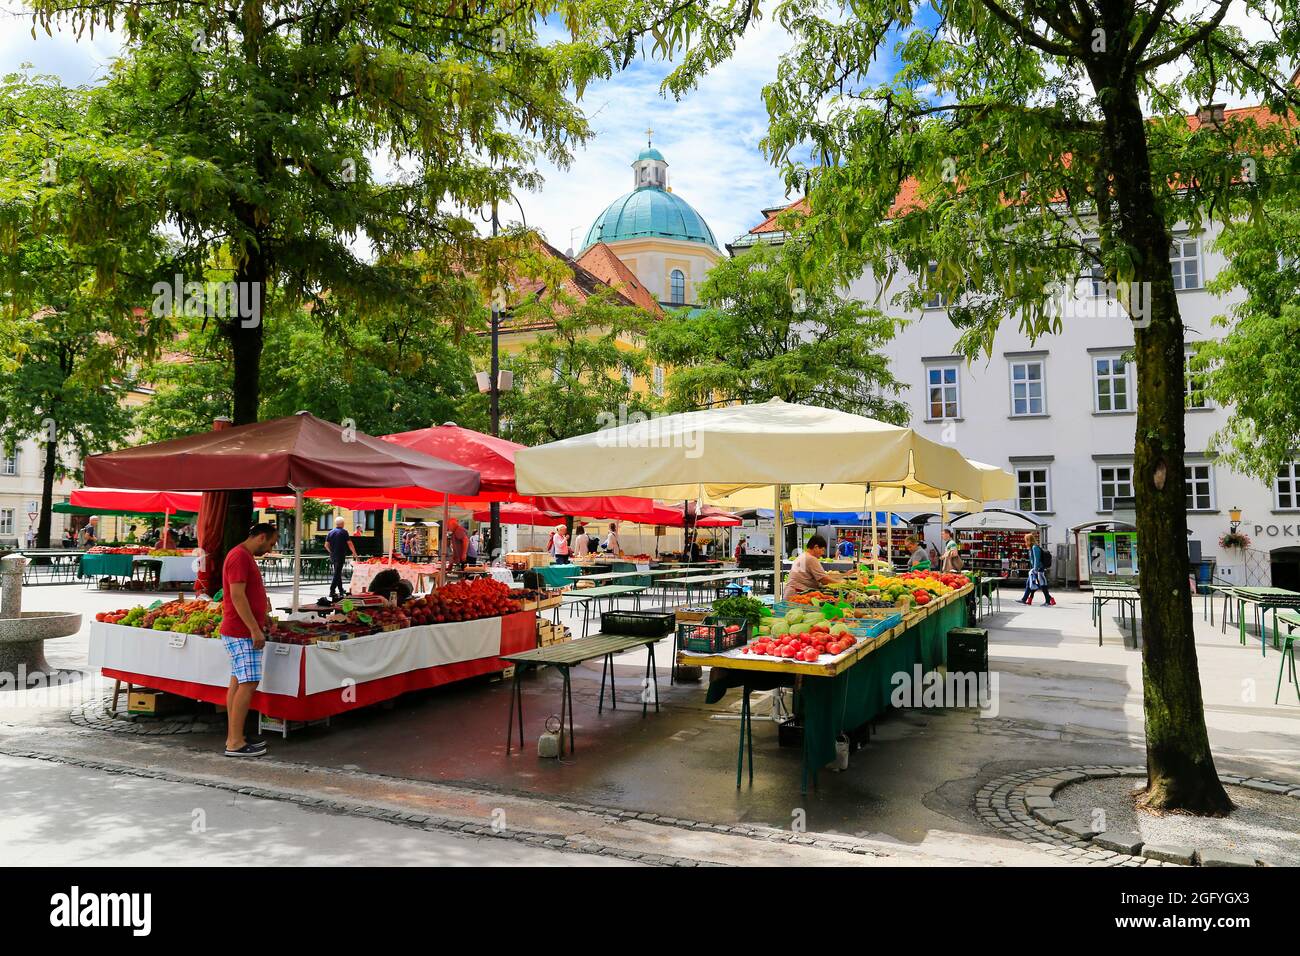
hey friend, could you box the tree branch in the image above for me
[1133,0,1235,74]
[977,0,1076,57]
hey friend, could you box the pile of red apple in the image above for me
[742,623,858,662]
[405,578,521,624]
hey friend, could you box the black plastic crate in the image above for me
[676,616,750,653]
[777,716,803,748]
[947,626,989,673]
[601,609,675,637]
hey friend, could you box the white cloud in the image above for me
[519,20,798,254]
[1,6,122,85]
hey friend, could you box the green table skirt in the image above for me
[78,553,136,578]
[800,597,968,769]
[534,564,580,588]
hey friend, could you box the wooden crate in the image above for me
[127,690,187,716]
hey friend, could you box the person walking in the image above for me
[1018,532,1056,605]
[326,516,357,602]
[220,522,279,757]
[940,528,963,573]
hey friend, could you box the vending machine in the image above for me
[1087,531,1139,577]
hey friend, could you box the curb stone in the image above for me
[974,765,1294,867]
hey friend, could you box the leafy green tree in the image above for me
[136,291,488,441]
[499,288,657,446]
[651,0,1300,813]
[0,73,160,545]
[17,0,640,551]
[1198,193,1300,484]
[0,309,138,546]
[648,241,906,420]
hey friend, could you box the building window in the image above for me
[922,262,945,309]
[316,512,333,532]
[1098,464,1134,512]
[1080,243,1106,297]
[1184,349,1209,409]
[1275,462,1300,510]
[925,365,960,419]
[653,365,665,397]
[669,270,686,305]
[1185,463,1215,512]
[1009,360,1045,416]
[1016,467,1051,513]
[1170,235,1202,291]
[1093,355,1131,413]
[1,450,16,476]
[0,509,13,536]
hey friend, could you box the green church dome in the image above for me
[581,146,719,251]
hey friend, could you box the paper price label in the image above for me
[273,644,291,656]
[315,641,341,652]
[167,634,187,648]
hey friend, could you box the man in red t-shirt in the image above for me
[220,522,279,757]
[444,518,469,565]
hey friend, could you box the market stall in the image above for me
[678,573,973,791]
[949,509,1049,581]
[78,414,525,728]
[88,594,536,727]
[515,400,999,787]
[83,411,481,611]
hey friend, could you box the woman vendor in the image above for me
[782,534,844,600]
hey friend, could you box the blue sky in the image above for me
[3,2,1278,256]
[1,5,805,252]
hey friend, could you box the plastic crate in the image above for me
[601,609,675,637]
[777,716,803,748]
[844,613,903,640]
[677,616,750,653]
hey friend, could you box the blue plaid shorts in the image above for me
[221,635,263,684]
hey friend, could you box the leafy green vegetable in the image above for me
[710,596,767,629]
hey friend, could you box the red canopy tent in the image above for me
[470,501,741,528]
[84,413,481,608]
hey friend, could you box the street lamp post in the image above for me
[489,200,502,564]
[1229,506,1242,535]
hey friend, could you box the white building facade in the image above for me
[735,206,1296,588]
[0,438,75,548]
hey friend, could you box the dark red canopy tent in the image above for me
[84,413,481,607]
[84,412,480,496]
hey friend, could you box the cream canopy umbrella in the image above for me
[710,460,1016,513]
[515,399,989,589]
[513,399,985,500]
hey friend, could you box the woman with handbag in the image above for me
[1017,532,1056,606]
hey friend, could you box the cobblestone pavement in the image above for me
[976,765,1299,866]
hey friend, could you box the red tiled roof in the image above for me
[496,238,645,332]
[576,242,664,317]
[742,104,1291,237]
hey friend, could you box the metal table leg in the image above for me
[598,652,617,714]
[505,666,524,754]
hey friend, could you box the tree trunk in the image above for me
[1103,86,1231,815]
[218,259,267,585]
[37,434,57,548]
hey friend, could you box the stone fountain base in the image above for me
[1,553,83,684]
[0,610,84,678]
